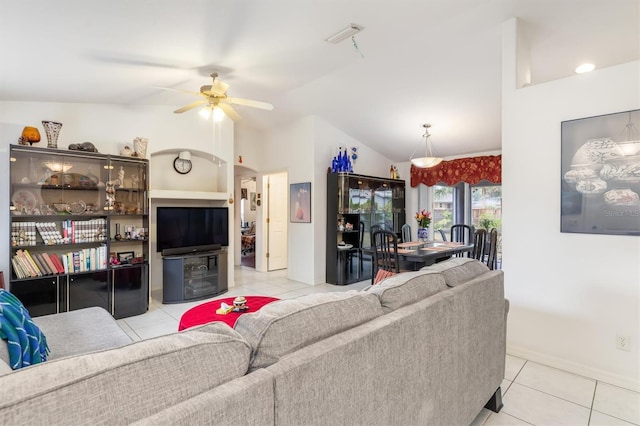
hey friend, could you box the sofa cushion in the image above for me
[35,307,133,359]
[422,258,489,287]
[0,323,251,424]
[234,291,383,370]
[366,270,447,313]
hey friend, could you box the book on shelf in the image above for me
[16,250,39,277]
[41,253,59,275]
[32,253,52,276]
[11,257,26,279]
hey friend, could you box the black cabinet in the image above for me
[9,277,59,317]
[326,173,405,285]
[66,271,110,313]
[112,265,148,319]
[8,145,149,318]
[162,251,228,303]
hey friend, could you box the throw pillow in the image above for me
[373,269,396,284]
[366,270,447,313]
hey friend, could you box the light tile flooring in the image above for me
[118,266,640,426]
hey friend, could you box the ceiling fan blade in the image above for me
[219,103,242,121]
[153,85,203,97]
[224,97,274,110]
[211,80,230,95]
[174,100,207,114]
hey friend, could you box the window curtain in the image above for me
[410,155,501,187]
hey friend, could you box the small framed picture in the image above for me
[290,182,311,223]
[117,251,135,264]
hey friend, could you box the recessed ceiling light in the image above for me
[575,63,595,74]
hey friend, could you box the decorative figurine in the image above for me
[233,296,248,312]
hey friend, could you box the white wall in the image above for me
[253,115,396,284]
[502,20,640,390]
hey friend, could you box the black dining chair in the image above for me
[450,224,472,257]
[371,229,400,284]
[401,223,412,243]
[437,229,447,241]
[485,228,499,270]
[352,221,366,272]
[471,229,487,261]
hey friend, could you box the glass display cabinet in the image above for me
[8,144,149,319]
[326,172,405,285]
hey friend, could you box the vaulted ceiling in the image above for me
[1,0,638,161]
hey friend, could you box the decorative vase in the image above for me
[20,126,41,145]
[417,227,429,242]
[133,137,148,158]
[41,121,63,149]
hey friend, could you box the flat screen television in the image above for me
[156,207,229,254]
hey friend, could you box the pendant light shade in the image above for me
[410,123,443,168]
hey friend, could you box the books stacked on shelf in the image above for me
[35,222,64,245]
[10,222,36,246]
[63,218,107,244]
[11,246,109,279]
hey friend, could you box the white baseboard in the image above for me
[507,344,640,393]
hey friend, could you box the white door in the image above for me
[267,172,288,271]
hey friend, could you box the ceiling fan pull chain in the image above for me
[351,36,364,59]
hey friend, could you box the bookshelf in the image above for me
[8,145,149,319]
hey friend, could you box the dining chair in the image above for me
[371,229,400,285]
[471,228,487,261]
[437,229,447,241]
[401,223,412,243]
[485,228,499,270]
[450,224,472,257]
[353,221,366,271]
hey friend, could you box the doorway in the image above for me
[265,172,288,271]
[239,176,257,268]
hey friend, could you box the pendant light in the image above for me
[410,123,443,168]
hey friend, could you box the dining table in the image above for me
[392,240,474,270]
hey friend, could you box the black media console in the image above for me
[162,249,228,303]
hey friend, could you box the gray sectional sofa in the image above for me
[0,258,507,425]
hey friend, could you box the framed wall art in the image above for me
[561,109,640,236]
[290,182,311,223]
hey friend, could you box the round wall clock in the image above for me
[173,157,192,174]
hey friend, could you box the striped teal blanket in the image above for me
[0,289,49,369]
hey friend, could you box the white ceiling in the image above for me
[1,0,638,161]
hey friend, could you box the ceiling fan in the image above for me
[156,72,273,121]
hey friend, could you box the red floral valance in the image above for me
[410,155,501,187]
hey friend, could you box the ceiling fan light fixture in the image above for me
[199,106,212,119]
[325,23,363,44]
[410,123,444,169]
[212,106,225,122]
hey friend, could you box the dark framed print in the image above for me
[117,251,135,264]
[290,182,311,223]
[561,109,640,235]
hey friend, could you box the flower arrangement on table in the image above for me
[415,209,432,228]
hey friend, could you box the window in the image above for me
[432,185,454,240]
[418,181,502,267]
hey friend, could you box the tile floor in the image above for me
[118,266,640,426]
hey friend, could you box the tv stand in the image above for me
[162,250,228,303]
